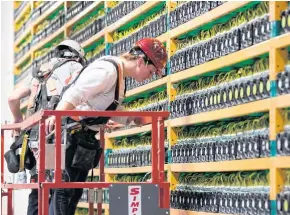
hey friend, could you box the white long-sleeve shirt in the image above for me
[61,56,128,126]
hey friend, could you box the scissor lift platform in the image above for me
[1,110,170,215]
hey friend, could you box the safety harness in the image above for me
[5,58,125,173]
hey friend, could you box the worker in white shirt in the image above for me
[7,39,86,215]
[45,37,168,215]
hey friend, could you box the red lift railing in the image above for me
[1,110,170,215]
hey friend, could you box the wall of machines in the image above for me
[170,2,269,74]
[13,1,290,215]
[14,1,105,85]
[171,171,271,214]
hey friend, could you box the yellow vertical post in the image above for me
[168,123,178,147]
[269,47,288,81]
[168,169,179,191]
[105,32,114,55]
[105,32,114,44]
[167,79,177,102]
[168,38,177,59]
[105,137,114,149]
[167,39,177,108]
[270,167,285,199]
[270,107,285,142]
[269,1,288,37]
[167,122,177,179]
[105,1,115,9]
[269,1,288,21]
[104,208,109,215]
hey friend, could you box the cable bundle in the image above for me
[171,171,270,214]
[33,34,64,68]
[66,1,94,21]
[14,5,31,34]
[126,67,167,91]
[86,47,106,64]
[15,33,32,63]
[170,1,223,29]
[85,40,106,64]
[170,2,269,74]
[106,1,145,26]
[14,6,33,41]
[171,114,270,163]
[14,1,29,19]
[75,208,101,215]
[124,90,167,112]
[31,2,56,23]
[32,6,65,47]
[171,58,269,118]
[69,6,105,44]
[108,133,168,168]
[17,56,32,75]
[14,64,33,85]
[109,2,167,56]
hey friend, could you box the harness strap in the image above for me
[78,58,127,126]
[19,134,29,171]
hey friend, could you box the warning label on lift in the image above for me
[128,186,142,215]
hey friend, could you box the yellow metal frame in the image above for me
[269,1,288,21]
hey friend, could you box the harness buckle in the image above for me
[113,100,119,105]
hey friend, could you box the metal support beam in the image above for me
[270,1,288,37]
[42,187,49,215]
[270,106,285,142]
[151,117,159,183]
[7,189,13,215]
[168,170,178,191]
[168,124,178,146]
[270,47,288,82]
[270,167,285,200]
[168,39,177,58]
[167,81,177,102]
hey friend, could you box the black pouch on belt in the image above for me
[71,129,103,171]
[4,131,36,173]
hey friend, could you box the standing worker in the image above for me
[45,37,168,215]
[7,39,86,215]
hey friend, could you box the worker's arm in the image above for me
[8,85,31,123]
[126,116,152,126]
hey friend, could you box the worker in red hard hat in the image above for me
[128,37,167,80]
[44,37,168,215]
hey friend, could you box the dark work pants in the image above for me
[50,129,98,215]
[27,174,54,215]
[28,172,88,215]
[27,187,38,215]
[49,167,89,215]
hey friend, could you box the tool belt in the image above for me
[4,131,36,173]
[66,125,103,171]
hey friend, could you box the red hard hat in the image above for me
[135,38,167,73]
